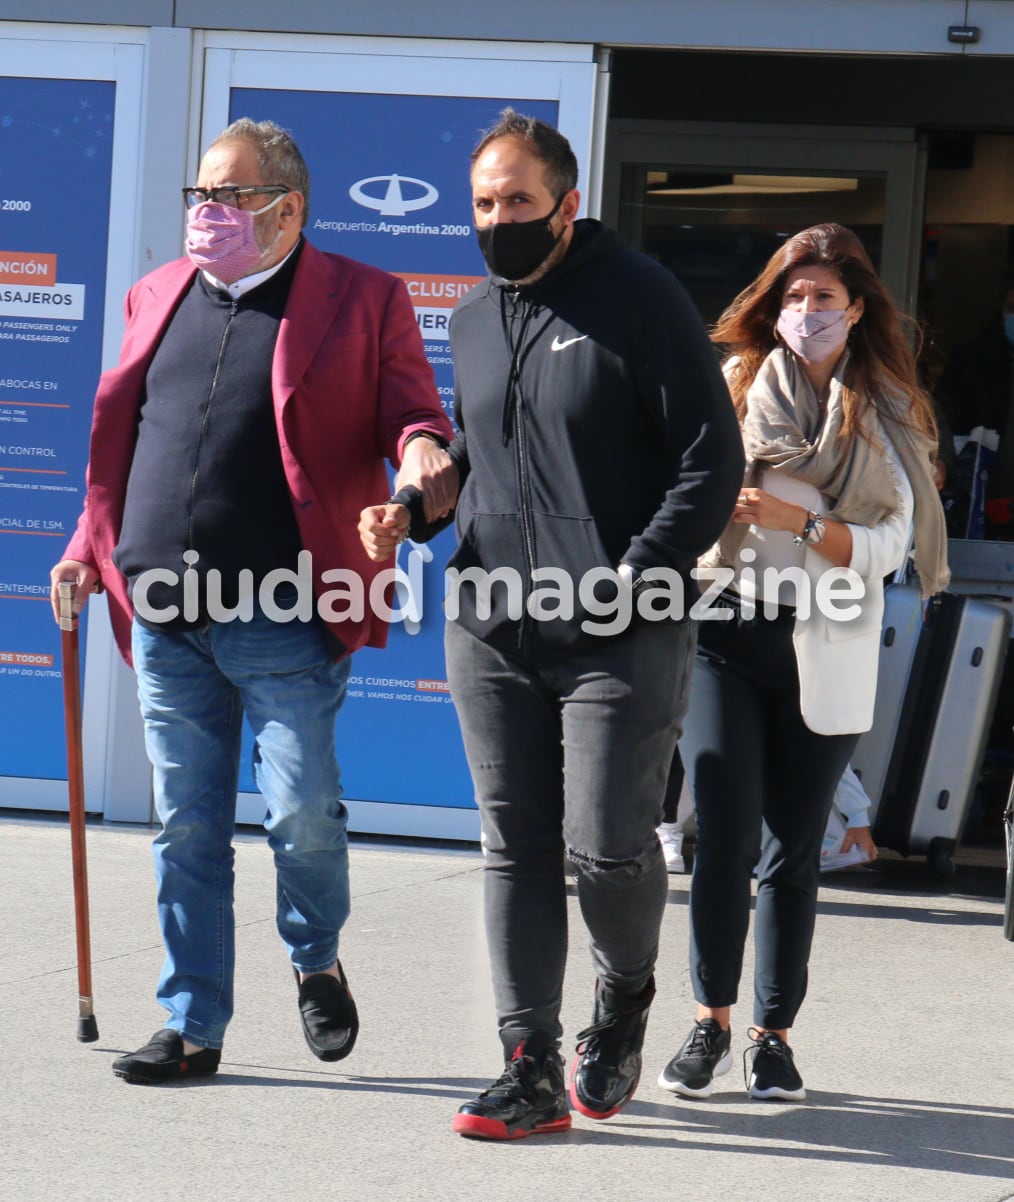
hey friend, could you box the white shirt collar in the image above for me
[201,240,300,299]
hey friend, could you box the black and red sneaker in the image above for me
[452,1036,572,1141]
[569,977,655,1119]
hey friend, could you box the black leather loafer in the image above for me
[112,1029,221,1085]
[295,960,359,1062]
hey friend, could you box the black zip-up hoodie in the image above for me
[412,219,744,659]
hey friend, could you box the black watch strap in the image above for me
[403,429,449,451]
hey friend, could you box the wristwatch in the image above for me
[617,563,653,597]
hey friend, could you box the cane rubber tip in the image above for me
[77,1015,99,1043]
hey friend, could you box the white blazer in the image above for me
[792,426,914,735]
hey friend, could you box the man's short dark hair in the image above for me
[211,118,311,228]
[470,108,578,199]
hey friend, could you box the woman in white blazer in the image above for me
[658,224,947,1103]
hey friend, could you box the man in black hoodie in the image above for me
[360,111,743,1139]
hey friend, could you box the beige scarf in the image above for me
[706,349,950,598]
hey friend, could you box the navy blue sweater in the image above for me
[114,248,304,627]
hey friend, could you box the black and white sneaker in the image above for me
[744,1029,806,1100]
[657,1018,732,1097]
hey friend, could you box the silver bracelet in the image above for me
[793,510,826,546]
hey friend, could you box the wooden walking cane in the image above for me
[57,581,99,1042]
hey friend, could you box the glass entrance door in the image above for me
[603,121,923,324]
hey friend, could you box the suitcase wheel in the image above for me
[927,837,956,880]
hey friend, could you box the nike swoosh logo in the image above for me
[550,334,589,351]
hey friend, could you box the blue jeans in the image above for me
[132,610,351,1049]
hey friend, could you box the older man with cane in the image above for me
[51,117,453,1083]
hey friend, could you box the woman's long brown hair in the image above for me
[712,223,936,443]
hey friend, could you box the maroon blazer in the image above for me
[65,241,452,664]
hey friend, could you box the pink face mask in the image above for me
[185,193,285,285]
[776,308,850,363]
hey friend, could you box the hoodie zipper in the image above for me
[500,289,539,649]
[515,372,536,651]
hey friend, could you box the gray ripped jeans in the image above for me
[445,616,696,1052]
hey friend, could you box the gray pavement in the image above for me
[2,813,1013,1202]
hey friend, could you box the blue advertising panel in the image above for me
[228,88,558,809]
[0,77,115,780]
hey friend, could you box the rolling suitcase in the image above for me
[850,583,924,819]
[869,591,1011,877]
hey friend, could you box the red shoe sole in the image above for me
[568,1055,640,1120]
[451,1112,572,1141]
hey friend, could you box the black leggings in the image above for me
[678,595,857,1030]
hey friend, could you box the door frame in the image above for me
[0,30,151,819]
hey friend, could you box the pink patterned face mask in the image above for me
[776,307,850,363]
[184,193,285,285]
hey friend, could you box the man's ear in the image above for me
[280,190,305,225]
[560,188,581,226]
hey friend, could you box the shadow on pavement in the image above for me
[570,1091,1014,1179]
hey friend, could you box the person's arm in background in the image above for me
[835,763,878,862]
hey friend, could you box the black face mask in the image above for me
[476,194,566,282]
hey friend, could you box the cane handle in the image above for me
[58,581,75,632]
